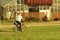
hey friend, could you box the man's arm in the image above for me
[21,16,25,22]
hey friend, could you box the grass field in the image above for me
[0,26,60,40]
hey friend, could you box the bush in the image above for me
[54,18,58,21]
[25,18,30,21]
[25,17,40,22]
[30,17,36,21]
[42,16,48,22]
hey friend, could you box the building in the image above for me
[0,0,60,21]
[0,0,17,20]
[16,0,52,20]
[16,0,60,21]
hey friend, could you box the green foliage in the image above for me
[1,20,13,25]
[26,17,40,22]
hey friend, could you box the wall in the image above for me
[16,12,46,21]
[39,10,51,20]
[16,12,60,21]
[51,12,60,20]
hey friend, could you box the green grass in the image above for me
[0,26,60,40]
[0,21,13,25]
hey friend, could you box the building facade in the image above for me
[16,0,52,20]
[16,0,60,20]
[0,0,17,20]
[17,0,60,13]
[0,0,60,21]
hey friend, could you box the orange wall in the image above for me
[21,12,46,21]
[51,12,60,20]
[16,12,60,21]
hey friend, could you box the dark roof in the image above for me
[0,0,13,7]
[24,0,53,5]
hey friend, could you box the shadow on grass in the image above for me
[0,30,13,32]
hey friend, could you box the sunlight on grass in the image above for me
[0,26,60,40]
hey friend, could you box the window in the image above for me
[41,5,50,10]
[9,6,13,12]
[29,6,39,12]
[52,5,57,12]
[29,7,39,12]
[39,6,42,10]
[24,5,28,10]
[21,5,24,11]
[58,6,60,12]
[58,0,60,4]
[43,6,46,10]
[17,5,20,11]
[21,0,24,4]
[46,6,49,9]
[17,0,20,4]
[54,0,57,4]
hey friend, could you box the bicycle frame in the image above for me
[13,22,26,32]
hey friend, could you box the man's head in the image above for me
[18,13,22,15]
[17,11,20,15]
[20,13,22,15]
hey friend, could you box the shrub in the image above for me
[25,17,40,22]
[42,16,48,22]
[54,18,58,21]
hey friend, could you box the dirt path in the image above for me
[26,21,60,27]
[0,21,60,28]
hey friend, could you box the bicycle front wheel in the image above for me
[21,24,26,32]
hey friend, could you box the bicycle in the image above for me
[13,22,26,32]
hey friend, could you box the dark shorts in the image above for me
[15,21,21,30]
[14,21,21,27]
[15,21,21,24]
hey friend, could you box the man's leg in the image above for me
[16,21,21,31]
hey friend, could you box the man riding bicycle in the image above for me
[14,13,24,31]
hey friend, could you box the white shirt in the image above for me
[16,15,23,22]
